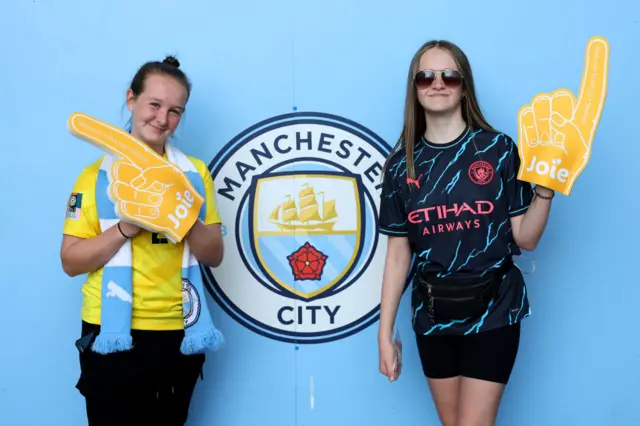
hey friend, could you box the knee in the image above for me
[435,402,459,426]
[440,417,458,426]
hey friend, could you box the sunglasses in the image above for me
[414,69,463,89]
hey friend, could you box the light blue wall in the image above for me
[1,1,638,425]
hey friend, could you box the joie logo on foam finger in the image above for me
[517,36,610,195]
[67,112,204,243]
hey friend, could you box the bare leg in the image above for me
[456,377,505,426]
[426,376,462,426]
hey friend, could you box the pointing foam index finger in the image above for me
[575,36,609,133]
[68,112,166,168]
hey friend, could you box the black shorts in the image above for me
[75,321,205,426]
[415,323,521,384]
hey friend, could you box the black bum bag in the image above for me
[415,260,513,326]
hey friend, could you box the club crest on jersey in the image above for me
[204,112,391,344]
[468,160,494,185]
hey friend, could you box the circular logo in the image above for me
[468,160,494,185]
[203,112,392,344]
[182,278,201,329]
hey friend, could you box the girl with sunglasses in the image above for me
[377,40,554,426]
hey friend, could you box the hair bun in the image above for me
[162,56,180,68]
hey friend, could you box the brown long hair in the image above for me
[385,40,497,180]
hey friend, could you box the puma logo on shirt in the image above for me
[406,174,423,189]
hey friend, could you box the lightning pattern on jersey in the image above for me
[378,128,534,336]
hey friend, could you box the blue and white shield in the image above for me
[249,171,364,301]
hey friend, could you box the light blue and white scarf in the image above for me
[91,144,224,355]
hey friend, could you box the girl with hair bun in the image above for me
[61,55,224,426]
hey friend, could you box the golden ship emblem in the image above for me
[268,183,338,233]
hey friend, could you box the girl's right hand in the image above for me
[378,336,399,382]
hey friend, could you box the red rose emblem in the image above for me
[287,242,328,280]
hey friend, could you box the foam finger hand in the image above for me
[133,165,176,193]
[112,160,142,185]
[519,107,538,148]
[131,176,167,194]
[532,95,552,146]
[120,201,160,220]
[550,90,576,120]
[112,181,162,206]
[115,163,204,243]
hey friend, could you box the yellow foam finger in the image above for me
[523,114,585,195]
[120,201,160,220]
[552,129,565,146]
[518,104,573,193]
[550,89,575,119]
[69,113,205,242]
[550,111,568,127]
[531,95,552,145]
[132,181,165,196]
[574,36,609,139]
[135,166,174,192]
[112,181,162,207]
[127,198,202,243]
[68,112,167,168]
[147,181,166,194]
[116,166,204,242]
[130,174,168,193]
[548,109,567,150]
[112,159,142,183]
[516,36,609,196]
[520,108,538,147]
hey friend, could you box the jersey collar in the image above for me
[420,126,471,149]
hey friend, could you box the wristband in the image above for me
[117,222,131,239]
[534,190,554,200]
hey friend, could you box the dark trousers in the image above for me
[75,321,205,426]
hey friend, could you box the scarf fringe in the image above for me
[180,326,225,355]
[92,333,133,354]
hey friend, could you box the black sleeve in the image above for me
[502,135,534,217]
[378,157,408,236]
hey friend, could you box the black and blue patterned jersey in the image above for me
[378,127,534,336]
